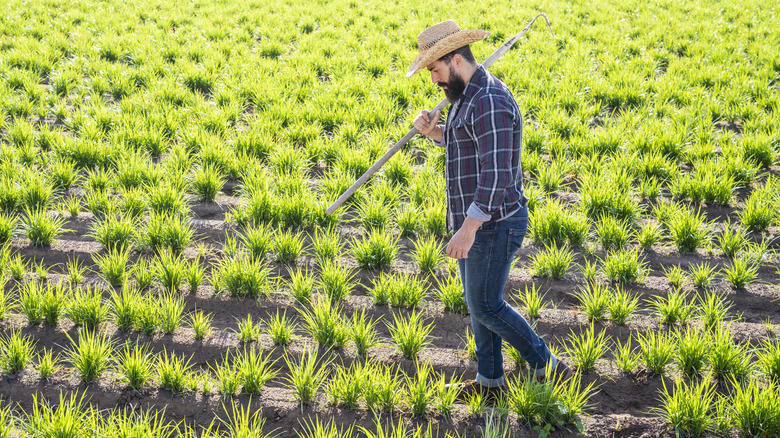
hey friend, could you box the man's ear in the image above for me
[452,53,462,68]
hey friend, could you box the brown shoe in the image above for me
[446,379,506,404]
[536,359,573,383]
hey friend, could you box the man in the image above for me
[408,20,572,400]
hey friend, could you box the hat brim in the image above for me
[406,29,489,77]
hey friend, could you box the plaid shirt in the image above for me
[434,66,525,232]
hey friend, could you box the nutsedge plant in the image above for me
[531,243,574,279]
[651,288,695,327]
[116,342,155,391]
[65,328,114,382]
[283,347,331,405]
[412,235,444,275]
[0,330,36,374]
[516,283,548,321]
[387,310,434,360]
[352,228,399,270]
[189,309,213,340]
[299,297,349,349]
[435,273,468,315]
[350,308,380,357]
[654,378,716,437]
[564,324,610,372]
[573,282,610,322]
[608,286,639,325]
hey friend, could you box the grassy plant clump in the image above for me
[531,200,589,247]
[240,224,274,261]
[665,207,711,254]
[37,348,60,379]
[396,205,419,238]
[637,330,675,375]
[263,309,297,346]
[357,195,392,231]
[137,212,194,256]
[325,361,371,409]
[388,310,434,360]
[352,228,398,270]
[675,328,710,378]
[615,338,641,373]
[609,286,639,325]
[286,267,315,305]
[756,340,780,385]
[652,289,695,327]
[564,325,610,372]
[157,349,194,394]
[655,378,716,437]
[729,378,780,438]
[188,309,213,340]
[65,328,114,382]
[662,265,688,288]
[109,285,139,331]
[317,260,356,302]
[350,309,379,357]
[412,235,444,275]
[67,285,109,330]
[601,247,647,284]
[435,273,468,315]
[274,228,306,263]
[516,283,548,321]
[697,292,734,332]
[739,185,776,232]
[300,297,349,349]
[531,243,574,279]
[284,348,330,405]
[507,370,595,431]
[311,227,344,264]
[154,250,186,293]
[573,282,611,322]
[0,330,36,374]
[405,361,435,416]
[235,314,260,343]
[190,163,225,201]
[595,214,633,252]
[21,207,69,247]
[689,262,715,289]
[65,257,87,285]
[386,273,428,309]
[0,213,17,244]
[116,342,155,391]
[158,293,185,335]
[717,223,747,257]
[92,247,130,287]
[212,253,272,298]
[637,221,661,250]
[721,257,759,289]
[708,325,752,382]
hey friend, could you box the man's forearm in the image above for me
[426,125,443,143]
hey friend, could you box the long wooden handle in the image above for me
[326,14,552,215]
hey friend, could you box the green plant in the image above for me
[504,342,528,369]
[729,378,780,438]
[722,257,759,289]
[717,222,747,257]
[636,221,661,250]
[89,214,137,252]
[92,247,130,287]
[37,348,60,379]
[357,195,392,231]
[300,298,348,349]
[284,347,330,405]
[564,325,610,372]
[0,213,16,244]
[709,325,752,382]
[156,349,194,393]
[108,285,138,331]
[325,361,370,409]
[601,247,647,284]
[697,292,734,331]
[158,293,184,335]
[662,265,687,288]
[184,259,205,293]
[740,186,776,232]
[609,286,639,325]
[40,279,69,326]
[65,328,114,382]
[8,253,27,281]
[352,228,398,269]
[666,207,711,253]
[18,280,45,324]
[317,259,356,302]
[595,214,632,252]
[21,207,69,247]
[689,262,715,289]
[350,308,379,357]
[757,339,780,385]
[65,256,86,285]
[287,267,315,305]
[235,314,260,343]
[134,294,160,336]
[434,371,462,417]
[364,364,405,413]
[274,228,306,263]
[189,310,213,340]
[388,310,434,360]
[651,289,695,326]
[138,212,194,255]
[67,285,109,329]
[637,330,674,375]
[190,163,225,201]
[614,338,641,373]
[412,235,443,275]
[516,283,548,321]
[311,227,343,263]
[235,347,277,395]
[573,282,610,322]
[154,250,186,292]
[531,243,574,279]
[264,309,296,346]
[675,328,710,378]
[240,224,274,261]
[387,273,428,309]
[435,273,468,314]
[405,360,435,415]
[210,351,239,397]
[396,204,419,238]
[0,330,35,373]
[116,342,155,391]
[655,378,715,437]
[212,253,272,298]
[132,257,154,291]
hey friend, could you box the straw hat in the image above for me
[406,20,489,77]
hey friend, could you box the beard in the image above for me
[437,65,467,101]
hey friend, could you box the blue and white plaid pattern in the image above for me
[435,66,525,232]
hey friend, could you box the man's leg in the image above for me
[461,209,556,381]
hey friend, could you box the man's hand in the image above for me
[413,110,442,143]
[446,216,483,259]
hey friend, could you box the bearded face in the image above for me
[437,63,467,101]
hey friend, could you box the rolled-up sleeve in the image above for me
[469,94,516,219]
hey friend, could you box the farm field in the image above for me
[0,0,779,435]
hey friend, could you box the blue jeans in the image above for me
[458,205,556,387]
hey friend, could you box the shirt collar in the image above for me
[458,64,486,102]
